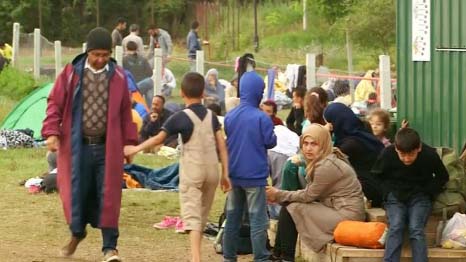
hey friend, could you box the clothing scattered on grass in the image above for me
[123,163,179,190]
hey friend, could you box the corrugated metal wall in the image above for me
[397,0,466,152]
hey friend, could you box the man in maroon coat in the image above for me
[42,27,138,262]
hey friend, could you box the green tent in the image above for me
[0,83,53,140]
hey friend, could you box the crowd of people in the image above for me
[40,21,450,262]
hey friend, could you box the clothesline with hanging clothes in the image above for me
[315,73,397,83]
[168,55,397,83]
[169,55,269,72]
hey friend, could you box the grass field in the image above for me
[0,147,247,262]
[0,46,298,261]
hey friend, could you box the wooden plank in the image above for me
[365,208,441,247]
[348,258,465,262]
[365,208,386,222]
[327,244,466,258]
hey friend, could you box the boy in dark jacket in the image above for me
[223,71,277,262]
[372,128,449,262]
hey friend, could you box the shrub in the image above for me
[0,67,38,100]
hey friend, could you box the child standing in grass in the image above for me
[367,108,391,147]
[125,72,231,262]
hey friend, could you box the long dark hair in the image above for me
[296,65,306,88]
[237,53,256,97]
[304,87,328,125]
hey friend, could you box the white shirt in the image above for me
[121,33,145,55]
[162,68,176,89]
[85,58,109,74]
[270,125,300,157]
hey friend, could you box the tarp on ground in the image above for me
[0,83,53,140]
[123,163,179,190]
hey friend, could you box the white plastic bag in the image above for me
[441,212,466,249]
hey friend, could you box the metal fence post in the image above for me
[196,50,204,75]
[54,40,62,79]
[33,28,41,79]
[12,23,20,68]
[379,55,392,109]
[115,45,123,66]
[153,48,163,95]
[306,53,316,89]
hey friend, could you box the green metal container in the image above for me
[397,0,466,152]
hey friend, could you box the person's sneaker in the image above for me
[60,231,87,257]
[153,216,178,229]
[269,254,282,262]
[175,218,186,234]
[102,249,122,262]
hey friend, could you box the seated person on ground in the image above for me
[137,67,177,105]
[367,108,391,147]
[266,124,365,261]
[204,68,226,112]
[286,87,306,136]
[332,80,352,106]
[225,74,240,113]
[366,92,380,112]
[371,128,449,262]
[161,68,176,97]
[324,102,385,207]
[354,70,376,102]
[261,100,284,126]
[139,95,176,150]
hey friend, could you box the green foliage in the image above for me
[345,0,396,55]
[312,0,357,24]
[264,1,302,28]
[0,95,16,123]
[0,67,39,100]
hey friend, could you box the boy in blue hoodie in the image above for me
[223,71,277,262]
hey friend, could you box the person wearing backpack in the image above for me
[371,128,449,262]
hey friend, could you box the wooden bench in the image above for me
[296,208,466,261]
[366,208,440,247]
[298,242,466,262]
[267,208,466,261]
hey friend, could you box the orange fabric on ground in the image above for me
[123,173,142,188]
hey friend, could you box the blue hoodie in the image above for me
[225,71,277,187]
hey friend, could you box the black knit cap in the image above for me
[86,27,112,52]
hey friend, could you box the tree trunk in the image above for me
[150,0,154,25]
[96,0,100,27]
[237,0,240,50]
[50,0,63,40]
[253,0,259,52]
[38,0,43,29]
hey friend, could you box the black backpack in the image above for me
[213,199,272,254]
[214,210,253,254]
